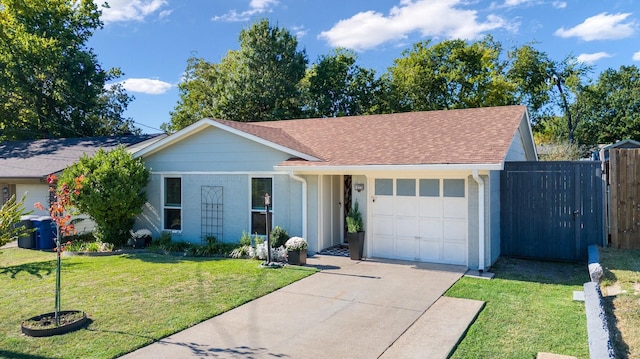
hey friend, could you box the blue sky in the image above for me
[88,0,640,134]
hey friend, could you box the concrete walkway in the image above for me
[121,255,484,359]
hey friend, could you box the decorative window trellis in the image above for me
[201,186,223,243]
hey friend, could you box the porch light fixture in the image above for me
[354,183,365,192]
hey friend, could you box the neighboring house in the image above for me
[134,105,537,270]
[0,135,165,233]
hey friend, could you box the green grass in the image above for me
[0,247,315,359]
[446,257,589,359]
[599,247,640,359]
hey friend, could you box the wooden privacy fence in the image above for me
[501,161,605,262]
[609,148,640,249]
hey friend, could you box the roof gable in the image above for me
[135,106,532,170]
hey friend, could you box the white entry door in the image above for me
[372,178,467,265]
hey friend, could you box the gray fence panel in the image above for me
[501,161,604,261]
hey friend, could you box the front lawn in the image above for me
[0,248,315,358]
[446,257,589,359]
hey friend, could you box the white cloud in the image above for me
[291,25,308,39]
[319,0,510,51]
[577,52,613,64]
[552,1,567,9]
[633,51,640,61]
[212,0,278,22]
[158,9,173,20]
[114,78,173,95]
[554,12,636,41]
[98,0,168,24]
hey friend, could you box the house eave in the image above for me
[274,163,504,174]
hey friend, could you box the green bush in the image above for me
[270,226,289,248]
[59,146,150,247]
[346,200,363,233]
[0,194,32,246]
[239,231,252,246]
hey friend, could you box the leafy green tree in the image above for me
[507,44,591,142]
[167,19,307,132]
[0,0,136,141]
[302,48,380,117]
[387,36,515,112]
[573,65,640,145]
[59,146,150,246]
[0,194,32,246]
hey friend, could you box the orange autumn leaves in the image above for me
[35,174,85,240]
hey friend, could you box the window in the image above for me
[397,179,416,196]
[251,177,272,235]
[419,179,440,197]
[164,177,181,230]
[444,179,465,197]
[375,179,393,195]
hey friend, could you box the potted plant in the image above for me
[346,200,365,260]
[285,236,308,265]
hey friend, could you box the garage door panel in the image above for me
[374,216,395,236]
[419,220,442,239]
[396,238,417,260]
[372,177,467,266]
[396,197,417,216]
[372,235,394,257]
[419,240,441,261]
[443,243,466,265]
[443,198,466,219]
[375,196,394,216]
[419,198,441,218]
[443,220,466,240]
[396,216,418,237]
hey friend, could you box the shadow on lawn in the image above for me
[601,296,630,359]
[491,257,587,286]
[0,350,55,359]
[0,260,56,279]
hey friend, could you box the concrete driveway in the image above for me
[121,255,483,359]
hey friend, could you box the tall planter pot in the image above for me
[287,249,307,265]
[347,231,365,260]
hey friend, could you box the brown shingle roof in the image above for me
[212,106,527,167]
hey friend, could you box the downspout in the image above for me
[288,173,307,241]
[472,170,485,272]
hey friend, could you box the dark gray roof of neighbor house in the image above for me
[0,134,166,179]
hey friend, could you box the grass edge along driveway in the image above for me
[446,257,589,359]
[0,248,315,359]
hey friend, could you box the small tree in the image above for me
[35,174,83,326]
[0,193,32,246]
[59,146,150,246]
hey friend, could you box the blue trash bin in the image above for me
[32,216,57,250]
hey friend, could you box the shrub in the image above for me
[239,231,252,246]
[0,193,32,246]
[58,146,150,247]
[270,226,290,248]
[230,245,252,258]
[346,200,363,233]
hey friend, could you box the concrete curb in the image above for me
[584,245,615,359]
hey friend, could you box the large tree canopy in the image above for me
[166,19,307,132]
[387,36,516,112]
[0,0,136,141]
[301,48,380,118]
[573,65,640,145]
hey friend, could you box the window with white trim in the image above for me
[164,177,182,230]
[251,177,272,235]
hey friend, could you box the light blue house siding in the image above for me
[135,126,304,244]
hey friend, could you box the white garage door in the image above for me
[371,178,467,265]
